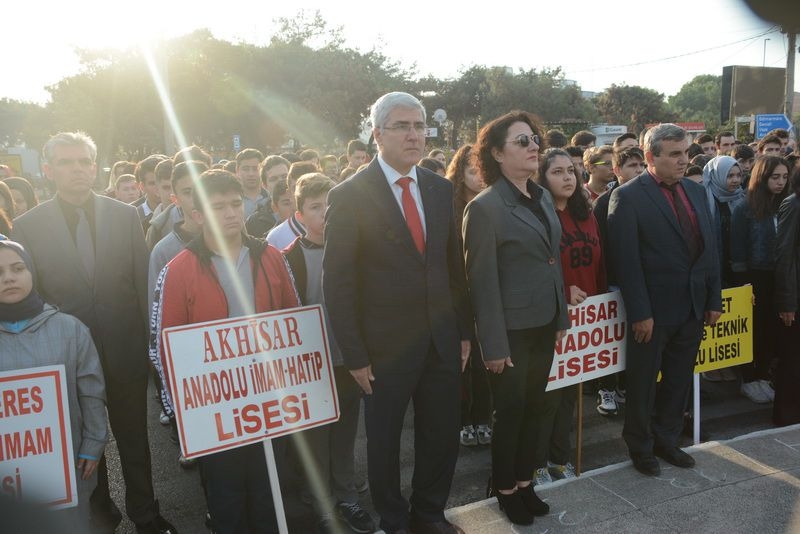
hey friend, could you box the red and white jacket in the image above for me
[149,234,299,416]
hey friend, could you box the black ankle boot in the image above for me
[517,484,550,516]
[495,490,534,526]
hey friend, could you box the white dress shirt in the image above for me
[377,154,427,238]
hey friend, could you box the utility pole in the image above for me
[763,38,770,67]
[784,28,796,119]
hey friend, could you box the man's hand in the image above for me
[704,310,722,326]
[555,329,566,343]
[569,285,588,306]
[460,340,471,372]
[779,312,795,327]
[632,318,654,344]
[349,365,375,395]
[485,357,513,374]
[76,458,98,480]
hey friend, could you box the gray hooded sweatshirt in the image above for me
[0,304,108,460]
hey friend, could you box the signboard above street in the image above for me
[755,114,792,139]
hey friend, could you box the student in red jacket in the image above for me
[533,148,607,485]
[151,170,299,534]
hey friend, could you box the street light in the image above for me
[763,38,770,67]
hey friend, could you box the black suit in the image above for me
[608,171,721,455]
[323,159,471,531]
[12,193,158,524]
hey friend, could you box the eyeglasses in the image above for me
[54,157,94,168]
[591,160,612,166]
[507,134,540,148]
[383,122,427,135]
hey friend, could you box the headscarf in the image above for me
[702,155,744,213]
[0,240,44,322]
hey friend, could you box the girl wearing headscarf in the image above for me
[0,240,107,530]
[703,156,745,289]
[3,176,39,216]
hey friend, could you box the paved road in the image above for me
[107,374,773,533]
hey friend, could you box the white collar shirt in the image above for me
[377,153,426,238]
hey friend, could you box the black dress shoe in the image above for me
[409,517,465,534]
[631,454,661,476]
[495,491,534,526]
[135,515,178,534]
[654,445,695,468]
[517,484,550,516]
[90,496,122,531]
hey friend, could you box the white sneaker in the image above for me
[476,424,492,445]
[596,389,618,415]
[159,410,170,426]
[460,425,477,446]
[534,467,553,486]
[740,381,770,404]
[548,461,576,479]
[757,380,775,402]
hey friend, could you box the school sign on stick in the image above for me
[694,285,753,372]
[161,305,339,459]
[547,291,627,391]
[0,365,77,508]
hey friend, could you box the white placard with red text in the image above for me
[0,365,77,508]
[162,305,339,459]
[546,292,627,391]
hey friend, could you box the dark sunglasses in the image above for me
[507,134,540,148]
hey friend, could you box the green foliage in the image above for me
[2,13,724,160]
[0,98,51,151]
[667,74,722,131]
[594,84,676,134]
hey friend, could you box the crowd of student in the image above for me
[1,92,799,534]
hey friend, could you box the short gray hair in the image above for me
[43,131,97,164]
[643,123,687,157]
[370,92,426,132]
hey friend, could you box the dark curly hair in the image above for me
[472,111,546,186]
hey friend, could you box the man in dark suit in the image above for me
[12,132,177,534]
[323,92,472,534]
[607,123,722,477]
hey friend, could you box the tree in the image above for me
[0,98,50,151]
[422,66,597,148]
[594,84,676,134]
[668,74,722,131]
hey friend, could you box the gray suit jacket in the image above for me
[463,178,569,360]
[12,193,150,381]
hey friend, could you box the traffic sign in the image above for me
[755,114,792,139]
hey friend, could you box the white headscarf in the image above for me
[702,155,744,214]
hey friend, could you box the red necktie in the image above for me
[396,177,425,254]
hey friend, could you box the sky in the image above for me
[3,0,797,105]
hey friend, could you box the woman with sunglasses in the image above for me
[463,111,569,527]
